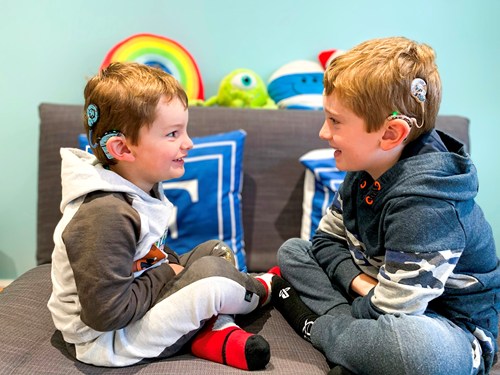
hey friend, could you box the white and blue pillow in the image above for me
[299,149,346,240]
[162,130,246,271]
[78,129,247,271]
[78,135,93,153]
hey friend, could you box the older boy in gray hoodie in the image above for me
[271,37,500,375]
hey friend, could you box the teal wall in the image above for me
[1,0,499,279]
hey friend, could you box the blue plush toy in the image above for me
[267,60,324,110]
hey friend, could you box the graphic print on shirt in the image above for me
[132,244,167,272]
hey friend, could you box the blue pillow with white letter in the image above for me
[299,149,346,241]
[162,130,246,271]
[78,130,247,272]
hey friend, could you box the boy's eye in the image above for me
[167,131,178,138]
[329,117,340,125]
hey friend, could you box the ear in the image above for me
[380,119,411,151]
[105,135,135,162]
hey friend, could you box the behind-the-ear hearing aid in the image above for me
[98,130,123,160]
[410,78,427,128]
[388,112,418,128]
[411,78,427,104]
[387,112,417,143]
[387,78,428,141]
[86,104,100,149]
[86,103,122,160]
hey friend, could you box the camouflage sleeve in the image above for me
[372,248,462,314]
[352,197,465,318]
[311,192,362,294]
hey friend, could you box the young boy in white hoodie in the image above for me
[48,62,276,370]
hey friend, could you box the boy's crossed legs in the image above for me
[73,242,277,371]
[169,243,278,371]
[272,238,481,375]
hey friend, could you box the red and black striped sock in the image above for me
[191,315,270,371]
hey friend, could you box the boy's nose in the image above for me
[319,121,330,140]
[182,136,194,150]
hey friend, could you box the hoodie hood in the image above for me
[59,148,165,212]
[358,130,477,209]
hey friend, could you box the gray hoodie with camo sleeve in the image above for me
[48,148,179,343]
[311,130,500,361]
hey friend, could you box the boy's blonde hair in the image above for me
[84,62,188,165]
[324,36,441,143]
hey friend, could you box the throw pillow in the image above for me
[78,129,247,272]
[299,149,346,240]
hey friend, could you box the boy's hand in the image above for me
[169,263,185,275]
[350,274,377,297]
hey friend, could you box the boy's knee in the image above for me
[182,240,236,268]
[202,240,236,265]
[278,238,311,266]
[186,256,238,279]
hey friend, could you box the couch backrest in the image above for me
[37,104,470,271]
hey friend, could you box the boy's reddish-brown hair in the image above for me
[324,36,441,143]
[84,62,188,165]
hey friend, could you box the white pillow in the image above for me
[299,149,346,240]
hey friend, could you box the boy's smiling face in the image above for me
[320,92,389,180]
[125,96,192,192]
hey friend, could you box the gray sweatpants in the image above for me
[73,240,266,367]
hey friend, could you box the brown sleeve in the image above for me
[164,244,181,265]
[62,191,176,332]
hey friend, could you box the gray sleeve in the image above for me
[62,191,176,332]
[311,192,361,294]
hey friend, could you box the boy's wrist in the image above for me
[350,274,377,297]
[169,263,184,275]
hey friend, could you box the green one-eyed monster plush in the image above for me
[202,69,277,109]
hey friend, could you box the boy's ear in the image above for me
[380,119,411,151]
[105,135,135,162]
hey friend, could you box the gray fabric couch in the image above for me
[1,104,496,374]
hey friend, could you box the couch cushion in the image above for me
[185,108,328,271]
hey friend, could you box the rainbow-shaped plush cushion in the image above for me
[101,33,204,100]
